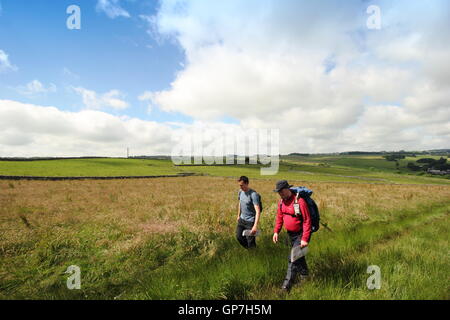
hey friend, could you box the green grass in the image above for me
[178,162,450,185]
[1,156,449,185]
[0,155,449,299]
[0,158,184,177]
[124,202,449,300]
[279,155,450,185]
[1,195,448,300]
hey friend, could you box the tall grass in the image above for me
[0,176,449,299]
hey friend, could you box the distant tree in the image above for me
[417,158,436,164]
[383,154,405,161]
[431,158,449,171]
[407,162,422,171]
[289,153,310,156]
[347,151,382,155]
[433,163,450,171]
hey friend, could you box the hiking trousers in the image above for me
[284,231,309,285]
[236,218,256,249]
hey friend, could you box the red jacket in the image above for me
[274,193,312,243]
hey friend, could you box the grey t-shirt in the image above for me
[238,189,261,222]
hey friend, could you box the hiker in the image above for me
[236,176,262,249]
[272,180,312,291]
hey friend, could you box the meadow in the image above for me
[0,155,449,185]
[1,170,449,299]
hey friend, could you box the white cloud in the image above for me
[16,80,57,96]
[138,91,155,113]
[142,0,450,153]
[96,0,130,19]
[1,1,449,156]
[72,87,129,110]
[0,100,174,157]
[0,49,17,73]
[0,100,251,157]
[0,99,447,158]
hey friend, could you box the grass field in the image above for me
[0,156,449,185]
[1,173,449,299]
[0,158,182,177]
[281,155,450,185]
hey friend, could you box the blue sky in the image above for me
[0,0,190,122]
[0,0,449,156]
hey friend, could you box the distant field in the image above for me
[0,156,449,185]
[280,155,450,185]
[283,154,445,173]
[1,176,449,299]
[0,158,183,177]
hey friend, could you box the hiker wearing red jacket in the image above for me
[272,180,312,291]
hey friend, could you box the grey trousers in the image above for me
[236,218,256,249]
[283,231,309,286]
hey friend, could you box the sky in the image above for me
[0,0,449,157]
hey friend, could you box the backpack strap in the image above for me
[240,190,261,210]
[250,190,257,206]
[279,193,302,217]
[294,193,302,218]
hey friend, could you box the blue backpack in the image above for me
[280,186,320,233]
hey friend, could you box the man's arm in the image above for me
[237,201,241,222]
[250,193,261,234]
[251,204,261,234]
[273,200,283,243]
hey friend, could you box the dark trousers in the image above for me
[236,218,256,249]
[284,231,309,285]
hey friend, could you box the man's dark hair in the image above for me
[238,176,249,184]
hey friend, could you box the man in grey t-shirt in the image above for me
[236,176,261,249]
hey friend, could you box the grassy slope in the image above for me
[0,177,449,299]
[132,203,449,300]
[0,158,183,177]
[279,155,450,185]
[0,156,449,299]
[0,156,448,185]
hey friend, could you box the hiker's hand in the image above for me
[273,233,278,243]
[250,226,258,235]
[300,240,308,248]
